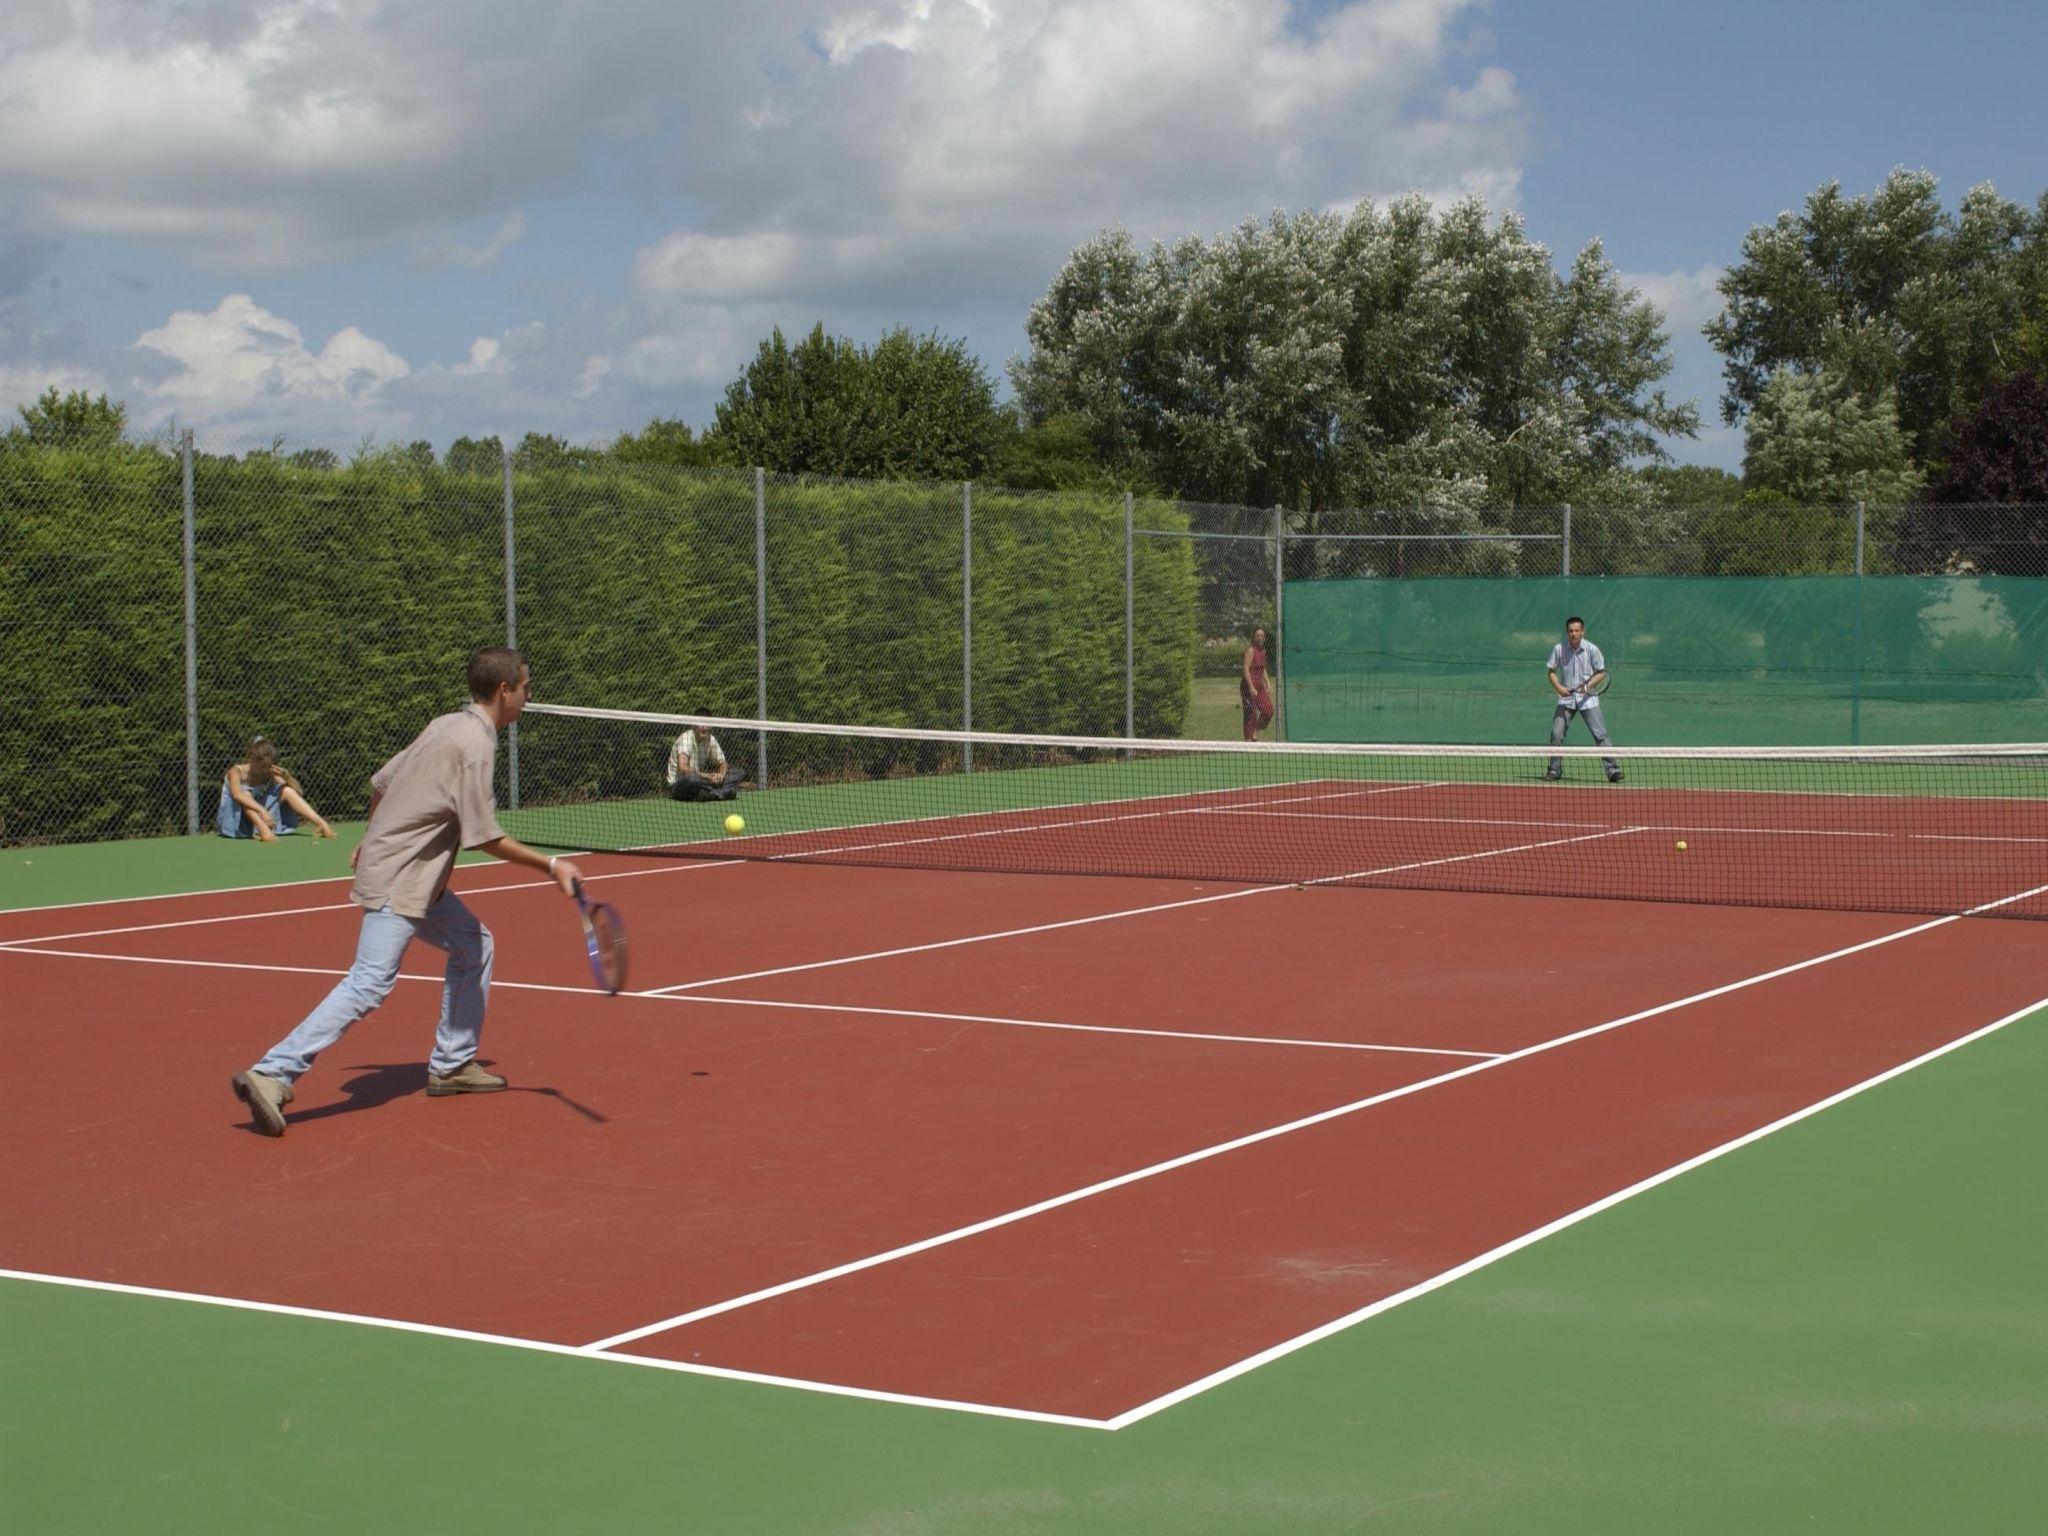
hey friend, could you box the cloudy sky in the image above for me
[2,0,2041,467]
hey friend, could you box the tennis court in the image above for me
[5,730,2048,1529]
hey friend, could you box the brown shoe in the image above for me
[231,1070,294,1136]
[427,1060,508,1096]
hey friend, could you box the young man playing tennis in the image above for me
[1545,616,1622,782]
[230,647,583,1137]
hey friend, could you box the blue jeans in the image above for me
[253,891,494,1084]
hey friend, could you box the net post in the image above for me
[503,445,519,810]
[182,428,198,836]
[755,466,768,788]
[1124,490,1135,744]
[1851,500,1865,745]
[1272,503,1286,741]
[962,480,973,772]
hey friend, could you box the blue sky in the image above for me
[2,1,2041,470]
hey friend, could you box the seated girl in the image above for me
[216,736,335,841]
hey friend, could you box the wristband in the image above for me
[547,856,558,876]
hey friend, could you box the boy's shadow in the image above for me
[267,1061,608,1128]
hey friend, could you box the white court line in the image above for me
[1105,988,2048,1427]
[749,781,1435,865]
[1196,805,2048,848]
[0,775,1388,925]
[10,984,2039,1432]
[623,775,1390,865]
[645,827,1636,996]
[595,855,2029,1358]
[0,945,1471,1057]
[675,994,1500,1059]
[11,890,2044,1425]
[0,1269,1109,1431]
[0,867,362,916]
[1,859,746,947]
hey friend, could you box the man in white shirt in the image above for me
[1545,616,1622,782]
[667,718,744,802]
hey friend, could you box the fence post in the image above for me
[1124,491,1135,742]
[1272,504,1286,741]
[503,447,519,810]
[1851,500,1866,745]
[182,429,198,836]
[962,481,974,771]
[1561,502,1571,580]
[755,466,768,787]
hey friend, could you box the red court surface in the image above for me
[5,850,2046,1424]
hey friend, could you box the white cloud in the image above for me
[1620,264,1725,337]
[0,361,112,416]
[622,0,1530,379]
[0,1,752,267]
[4,1,1534,445]
[0,2,1522,270]
[413,212,529,272]
[131,294,409,437]
[452,337,507,376]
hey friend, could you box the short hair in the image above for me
[1565,615,1584,628]
[467,646,527,700]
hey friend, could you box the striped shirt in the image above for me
[1547,638,1606,700]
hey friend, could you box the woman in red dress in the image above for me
[1240,625,1275,740]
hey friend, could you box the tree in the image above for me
[1706,171,2048,459]
[611,417,722,467]
[1639,464,1743,508]
[988,412,1134,492]
[1928,365,2048,503]
[512,432,602,470]
[444,435,505,476]
[1698,488,1854,575]
[12,387,128,449]
[1898,365,2048,574]
[709,323,1004,480]
[1011,199,1695,517]
[1741,366,1922,507]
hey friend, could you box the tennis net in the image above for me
[511,703,2048,921]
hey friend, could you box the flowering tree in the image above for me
[1011,198,1696,517]
[1706,171,2048,459]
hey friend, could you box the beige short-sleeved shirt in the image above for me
[351,703,504,918]
[666,728,726,783]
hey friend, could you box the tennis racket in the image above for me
[1566,667,1612,710]
[572,878,629,994]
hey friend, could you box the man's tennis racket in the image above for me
[1566,668,1612,709]
[572,878,628,994]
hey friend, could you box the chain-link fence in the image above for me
[2,423,2042,844]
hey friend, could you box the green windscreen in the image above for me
[1281,576,2048,745]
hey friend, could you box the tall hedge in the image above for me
[1,445,1196,843]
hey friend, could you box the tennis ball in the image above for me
[724,813,745,835]
[1675,839,1688,851]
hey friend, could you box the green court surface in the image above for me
[4,837,2045,1533]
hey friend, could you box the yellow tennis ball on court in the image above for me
[723,813,745,835]
[1675,839,1688,852]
